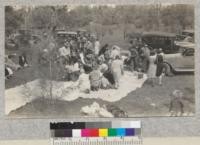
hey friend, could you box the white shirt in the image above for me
[78,73,90,91]
[65,63,80,72]
[94,41,100,55]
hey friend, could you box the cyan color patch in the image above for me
[116,128,125,136]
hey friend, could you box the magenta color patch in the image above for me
[81,129,90,137]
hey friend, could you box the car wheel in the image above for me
[163,62,174,76]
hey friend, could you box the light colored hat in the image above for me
[171,90,183,98]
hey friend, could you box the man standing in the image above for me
[141,44,150,72]
[129,41,139,72]
[94,38,100,56]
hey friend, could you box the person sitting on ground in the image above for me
[98,58,108,74]
[19,52,29,68]
[101,75,112,89]
[89,65,101,91]
[86,40,94,54]
[84,53,96,73]
[78,67,90,94]
[65,57,80,81]
[5,55,21,71]
[5,65,14,79]
[110,55,124,89]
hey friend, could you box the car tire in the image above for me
[163,62,174,76]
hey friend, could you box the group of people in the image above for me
[35,31,126,93]
[126,38,166,86]
[6,29,167,90]
[5,52,29,79]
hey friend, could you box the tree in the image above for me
[30,6,54,29]
[5,6,24,36]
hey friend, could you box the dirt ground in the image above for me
[7,74,194,118]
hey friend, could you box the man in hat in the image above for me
[128,41,139,72]
[141,44,150,72]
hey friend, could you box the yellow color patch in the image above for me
[99,129,108,137]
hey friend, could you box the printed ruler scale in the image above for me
[50,121,142,145]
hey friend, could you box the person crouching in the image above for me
[89,65,101,91]
[19,52,29,68]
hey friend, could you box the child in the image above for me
[169,90,184,116]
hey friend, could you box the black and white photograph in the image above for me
[5,4,195,118]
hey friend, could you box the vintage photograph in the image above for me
[5,4,195,118]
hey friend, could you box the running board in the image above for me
[174,68,194,73]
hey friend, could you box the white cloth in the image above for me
[79,53,85,64]
[58,46,70,57]
[65,63,80,72]
[112,45,121,52]
[7,67,13,76]
[78,73,90,92]
[5,71,147,114]
[81,102,114,117]
[110,49,120,59]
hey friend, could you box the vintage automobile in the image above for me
[176,29,194,42]
[77,29,87,36]
[142,31,179,54]
[126,31,179,54]
[164,42,194,74]
[56,30,77,45]
[5,38,18,50]
[56,31,77,38]
[182,29,194,38]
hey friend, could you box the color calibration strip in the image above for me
[50,121,141,138]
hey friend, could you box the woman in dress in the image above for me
[110,56,124,89]
[147,50,157,87]
[155,48,165,85]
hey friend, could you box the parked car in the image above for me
[56,30,77,45]
[126,31,180,54]
[164,42,194,74]
[142,31,179,54]
[5,38,18,50]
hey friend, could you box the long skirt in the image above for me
[147,63,157,78]
[156,63,164,77]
